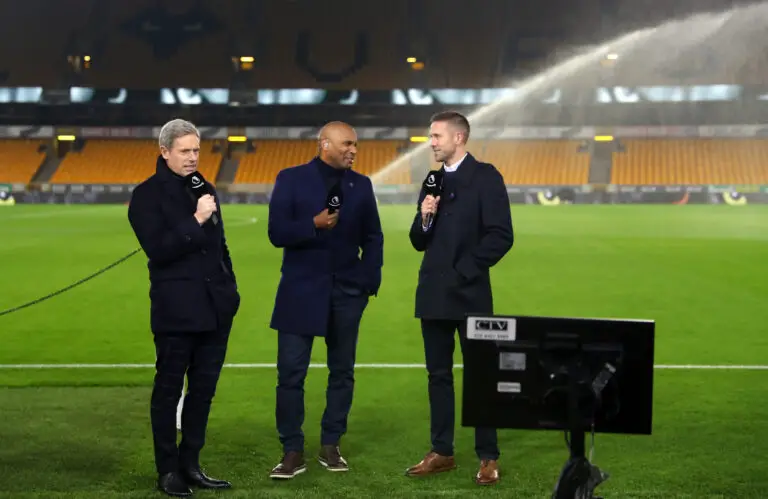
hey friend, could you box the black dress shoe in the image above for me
[181,467,232,489]
[157,472,193,497]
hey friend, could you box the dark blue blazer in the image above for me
[268,157,384,337]
[128,157,240,334]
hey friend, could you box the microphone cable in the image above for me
[0,247,142,318]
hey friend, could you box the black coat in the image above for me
[409,153,514,321]
[127,157,240,334]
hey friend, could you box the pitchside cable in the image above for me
[0,248,142,317]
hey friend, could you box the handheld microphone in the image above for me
[185,171,218,225]
[326,181,343,215]
[421,169,444,227]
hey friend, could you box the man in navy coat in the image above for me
[267,121,384,479]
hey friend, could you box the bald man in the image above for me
[267,121,384,479]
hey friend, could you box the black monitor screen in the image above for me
[461,314,655,436]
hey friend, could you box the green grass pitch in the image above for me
[0,203,767,498]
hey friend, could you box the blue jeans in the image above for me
[275,283,369,452]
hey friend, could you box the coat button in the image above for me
[201,249,207,255]
[185,235,191,242]
[205,277,211,282]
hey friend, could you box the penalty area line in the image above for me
[0,363,767,370]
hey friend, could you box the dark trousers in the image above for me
[276,283,369,453]
[421,318,499,460]
[151,324,230,475]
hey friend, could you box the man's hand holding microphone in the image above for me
[314,180,342,230]
[194,195,217,225]
[421,194,440,230]
[420,169,444,230]
[313,208,339,230]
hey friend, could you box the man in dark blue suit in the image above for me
[267,121,383,479]
[128,119,240,497]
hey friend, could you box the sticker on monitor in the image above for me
[466,317,516,341]
[497,382,521,393]
[499,352,526,371]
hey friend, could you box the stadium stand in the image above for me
[6,137,768,187]
[233,140,407,184]
[30,139,406,186]
[1,0,767,189]
[48,140,221,185]
[0,0,605,89]
[473,140,591,185]
[3,0,763,90]
[230,139,588,187]
[0,140,45,183]
[611,138,768,185]
[234,141,318,184]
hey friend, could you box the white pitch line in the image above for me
[0,363,767,370]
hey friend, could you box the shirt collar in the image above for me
[444,153,467,172]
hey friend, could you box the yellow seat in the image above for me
[612,139,768,184]
[472,140,590,185]
[0,140,45,183]
[233,140,409,184]
[50,140,222,184]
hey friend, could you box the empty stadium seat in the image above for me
[233,140,408,184]
[50,139,221,184]
[0,140,45,183]
[473,140,590,185]
[233,139,588,186]
[234,140,315,184]
[612,139,768,185]
[15,136,768,188]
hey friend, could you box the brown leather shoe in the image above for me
[405,451,457,477]
[475,459,499,485]
[318,444,348,472]
[269,451,306,480]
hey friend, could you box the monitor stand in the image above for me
[550,359,611,499]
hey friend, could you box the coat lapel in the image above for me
[306,158,329,211]
[155,155,193,209]
[454,152,479,187]
[438,152,478,206]
[341,168,356,206]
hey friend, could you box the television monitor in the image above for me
[461,314,655,498]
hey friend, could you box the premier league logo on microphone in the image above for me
[422,170,444,197]
[186,172,207,193]
[184,171,219,225]
[327,181,343,214]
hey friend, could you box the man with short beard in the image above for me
[267,121,384,479]
[406,111,514,486]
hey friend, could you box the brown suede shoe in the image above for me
[318,444,348,472]
[475,459,499,485]
[269,451,306,480]
[405,451,457,477]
